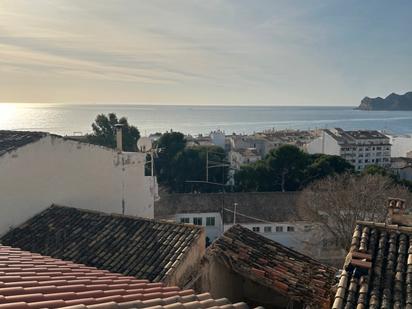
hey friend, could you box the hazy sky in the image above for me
[0,0,411,105]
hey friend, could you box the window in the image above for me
[193,217,203,226]
[180,217,190,224]
[252,227,260,232]
[275,226,283,232]
[287,226,295,232]
[206,217,215,226]
[264,226,272,233]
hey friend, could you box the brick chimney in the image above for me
[115,124,124,152]
[386,197,407,225]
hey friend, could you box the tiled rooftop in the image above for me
[206,225,337,307]
[332,198,412,308]
[0,245,253,309]
[0,131,47,156]
[1,205,202,284]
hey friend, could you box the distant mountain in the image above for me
[358,91,412,110]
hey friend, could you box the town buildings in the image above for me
[391,156,412,181]
[0,130,157,235]
[1,205,204,287]
[306,128,391,171]
[154,192,344,264]
[228,148,260,172]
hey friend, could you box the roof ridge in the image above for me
[49,204,202,231]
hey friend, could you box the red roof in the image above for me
[0,246,251,309]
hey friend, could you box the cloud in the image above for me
[0,0,411,104]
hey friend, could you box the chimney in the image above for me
[386,197,407,225]
[115,124,124,152]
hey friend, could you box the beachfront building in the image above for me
[306,128,391,171]
[391,157,412,181]
[0,130,158,235]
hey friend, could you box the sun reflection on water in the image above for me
[0,103,18,127]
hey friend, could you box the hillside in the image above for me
[358,91,412,110]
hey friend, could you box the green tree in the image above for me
[267,145,310,192]
[155,132,186,184]
[303,154,354,186]
[363,164,389,176]
[234,145,354,192]
[87,113,140,151]
[171,146,227,192]
[234,161,272,192]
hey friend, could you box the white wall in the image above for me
[0,135,156,235]
[306,132,340,156]
[223,222,314,252]
[175,212,222,243]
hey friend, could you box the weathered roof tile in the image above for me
[0,205,202,283]
[0,245,255,309]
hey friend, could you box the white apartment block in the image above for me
[307,128,391,171]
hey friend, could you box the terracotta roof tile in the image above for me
[332,220,412,308]
[0,131,47,157]
[206,224,337,307]
[1,205,202,284]
[0,245,254,309]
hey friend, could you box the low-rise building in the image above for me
[391,157,412,181]
[0,130,157,234]
[175,212,223,245]
[0,245,254,309]
[155,192,340,263]
[1,205,205,286]
[306,128,391,171]
[228,148,260,170]
[196,224,337,308]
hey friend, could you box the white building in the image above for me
[306,128,391,171]
[391,157,412,181]
[209,130,226,149]
[228,148,260,170]
[0,130,158,235]
[175,212,222,245]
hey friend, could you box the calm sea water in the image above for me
[1,103,412,136]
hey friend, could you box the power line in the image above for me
[223,207,275,224]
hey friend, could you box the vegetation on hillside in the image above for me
[234,145,353,192]
[154,132,227,193]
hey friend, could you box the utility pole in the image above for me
[206,149,209,182]
[233,202,238,225]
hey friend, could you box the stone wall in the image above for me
[155,191,303,224]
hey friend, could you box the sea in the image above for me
[2,103,412,136]
[1,103,412,155]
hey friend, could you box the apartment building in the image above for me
[307,128,391,171]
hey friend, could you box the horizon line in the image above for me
[0,101,357,108]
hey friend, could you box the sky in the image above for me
[0,0,411,106]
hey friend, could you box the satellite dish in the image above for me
[137,137,152,152]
